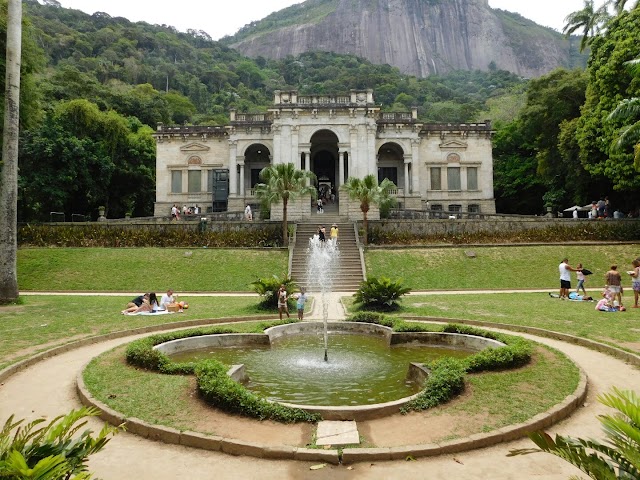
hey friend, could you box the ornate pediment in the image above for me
[439,140,468,150]
[180,143,210,152]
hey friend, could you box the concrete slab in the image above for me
[316,420,360,446]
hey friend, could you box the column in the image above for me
[238,161,245,196]
[411,139,421,194]
[404,158,410,193]
[229,140,237,195]
[338,151,345,187]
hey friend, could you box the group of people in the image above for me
[316,224,338,244]
[170,204,200,221]
[558,258,640,309]
[121,289,181,314]
[277,284,307,321]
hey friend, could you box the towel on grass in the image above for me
[124,310,175,316]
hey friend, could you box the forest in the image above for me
[1,0,639,220]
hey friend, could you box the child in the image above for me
[576,263,587,295]
[296,287,307,320]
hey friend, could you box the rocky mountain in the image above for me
[225,0,582,78]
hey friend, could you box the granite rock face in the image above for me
[229,0,574,78]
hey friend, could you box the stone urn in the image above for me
[98,206,106,222]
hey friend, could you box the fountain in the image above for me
[304,234,340,361]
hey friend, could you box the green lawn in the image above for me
[17,247,288,291]
[365,244,640,290]
[0,295,272,370]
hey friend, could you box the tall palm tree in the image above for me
[254,163,316,247]
[563,0,611,52]
[0,0,22,303]
[509,388,640,479]
[343,174,396,245]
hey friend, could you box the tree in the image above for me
[343,174,396,245]
[576,6,640,193]
[254,163,316,247]
[0,0,21,303]
[509,387,640,479]
[608,57,640,168]
[563,0,611,52]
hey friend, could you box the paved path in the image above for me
[1,292,639,479]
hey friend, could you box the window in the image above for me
[378,167,398,186]
[467,167,478,190]
[188,170,201,193]
[468,204,480,218]
[430,167,441,190]
[430,203,443,219]
[448,204,462,214]
[171,171,182,193]
[447,167,461,190]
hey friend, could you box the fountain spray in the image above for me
[306,234,340,362]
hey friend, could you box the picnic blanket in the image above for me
[124,310,175,316]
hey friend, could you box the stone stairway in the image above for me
[290,209,364,292]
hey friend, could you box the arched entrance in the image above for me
[310,130,339,205]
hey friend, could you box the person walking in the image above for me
[277,285,290,320]
[330,223,339,246]
[576,263,587,296]
[559,258,578,300]
[244,204,253,221]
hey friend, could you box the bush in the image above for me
[195,360,319,423]
[0,407,122,479]
[347,311,394,326]
[353,276,411,311]
[404,357,466,411]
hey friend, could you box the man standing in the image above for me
[559,258,578,299]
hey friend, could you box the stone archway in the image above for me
[310,130,339,205]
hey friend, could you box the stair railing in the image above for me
[353,221,367,281]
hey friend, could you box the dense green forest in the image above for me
[1,0,639,220]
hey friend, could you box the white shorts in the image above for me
[608,285,621,294]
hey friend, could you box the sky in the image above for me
[54,0,594,41]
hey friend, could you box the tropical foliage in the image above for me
[0,407,121,480]
[509,387,640,480]
[250,274,297,308]
[353,276,411,311]
[344,175,396,245]
[254,163,316,247]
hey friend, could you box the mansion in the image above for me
[154,90,496,220]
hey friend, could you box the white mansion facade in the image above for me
[154,90,495,220]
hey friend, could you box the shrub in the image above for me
[0,407,122,479]
[404,357,466,411]
[195,360,319,423]
[347,311,394,326]
[353,276,411,311]
[250,274,297,309]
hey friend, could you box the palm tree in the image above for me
[343,174,396,245]
[509,387,640,479]
[563,0,611,52]
[254,163,316,247]
[608,57,640,169]
[0,0,22,303]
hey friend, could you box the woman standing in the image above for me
[277,285,290,320]
[629,258,640,308]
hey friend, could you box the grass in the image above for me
[344,292,640,353]
[365,244,640,290]
[0,295,274,370]
[17,247,288,291]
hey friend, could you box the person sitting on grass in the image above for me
[160,289,176,310]
[121,293,158,314]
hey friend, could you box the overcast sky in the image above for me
[54,0,595,40]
